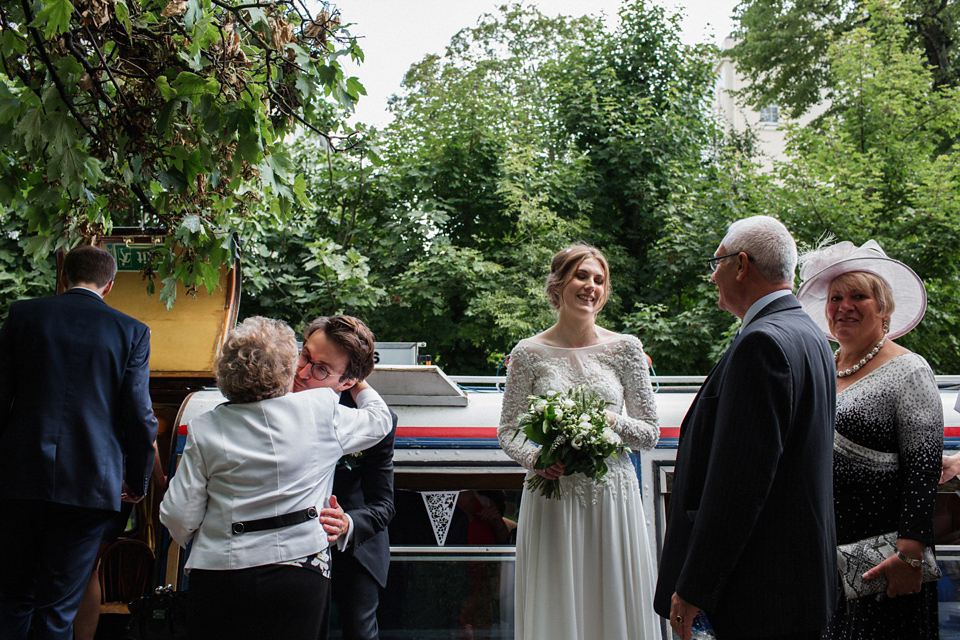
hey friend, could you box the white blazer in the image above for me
[160,387,391,571]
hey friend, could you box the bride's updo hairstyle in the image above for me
[545,244,611,313]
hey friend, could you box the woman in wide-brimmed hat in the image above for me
[797,240,941,640]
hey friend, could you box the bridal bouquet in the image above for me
[514,385,630,499]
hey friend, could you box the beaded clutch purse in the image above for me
[837,531,940,600]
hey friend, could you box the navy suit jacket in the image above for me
[335,393,397,588]
[654,294,837,636]
[0,288,158,512]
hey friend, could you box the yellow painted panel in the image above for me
[104,270,236,375]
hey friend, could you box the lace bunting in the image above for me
[421,491,460,546]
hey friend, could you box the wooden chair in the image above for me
[98,538,156,614]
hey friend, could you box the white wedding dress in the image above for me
[498,334,661,640]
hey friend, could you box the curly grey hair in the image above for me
[215,316,297,404]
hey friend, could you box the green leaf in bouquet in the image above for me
[544,405,558,422]
[595,459,609,477]
[536,442,563,469]
[523,419,551,446]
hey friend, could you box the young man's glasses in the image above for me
[298,351,334,381]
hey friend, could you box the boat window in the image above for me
[371,475,521,639]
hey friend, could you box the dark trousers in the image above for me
[717,630,823,640]
[0,499,112,640]
[187,564,331,640]
[331,553,381,640]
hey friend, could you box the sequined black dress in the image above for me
[823,353,942,640]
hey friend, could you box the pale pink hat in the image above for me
[796,240,926,341]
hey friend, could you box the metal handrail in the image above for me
[390,545,515,557]
[451,374,960,388]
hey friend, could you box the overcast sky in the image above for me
[331,0,741,127]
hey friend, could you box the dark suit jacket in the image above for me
[335,393,397,588]
[0,288,158,511]
[654,294,837,636]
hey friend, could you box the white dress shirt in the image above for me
[741,289,793,329]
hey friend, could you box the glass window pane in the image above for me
[375,555,515,639]
[390,489,521,546]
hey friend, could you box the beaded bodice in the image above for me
[498,335,659,503]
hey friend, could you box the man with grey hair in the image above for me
[654,216,837,640]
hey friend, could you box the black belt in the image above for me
[232,506,318,534]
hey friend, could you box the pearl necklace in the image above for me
[835,337,885,378]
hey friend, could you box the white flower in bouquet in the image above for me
[513,385,631,499]
[602,428,621,446]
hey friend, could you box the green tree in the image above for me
[361,3,598,372]
[237,128,390,329]
[549,0,723,314]
[0,223,57,322]
[358,1,733,373]
[765,0,960,370]
[621,132,777,374]
[0,0,364,307]
[384,3,593,249]
[731,0,960,119]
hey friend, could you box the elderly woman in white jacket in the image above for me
[159,316,391,640]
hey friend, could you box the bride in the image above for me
[498,244,661,640]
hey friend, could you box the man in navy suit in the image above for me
[654,216,837,640]
[0,245,158,639]
[293,315,396,640]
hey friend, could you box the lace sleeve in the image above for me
[895,357,943,545]
[498,343,540,470]
[611,336,659,452]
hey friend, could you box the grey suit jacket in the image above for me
[654,294,838,636]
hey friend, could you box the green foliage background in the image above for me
[2,0,960,375]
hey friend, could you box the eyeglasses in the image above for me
[298,351,335,382]
[707,252,754,272]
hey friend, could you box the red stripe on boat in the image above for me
[395,426,686,439]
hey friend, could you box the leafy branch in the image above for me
[0,0,366,307]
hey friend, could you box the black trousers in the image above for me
[186,564,331,640]
[0,499,112,640]
[331,552,381,640]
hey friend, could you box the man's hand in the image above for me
[320,494,349,543]
[120,481,144,504]
[348,379,369,402]
[669,593,699,640]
